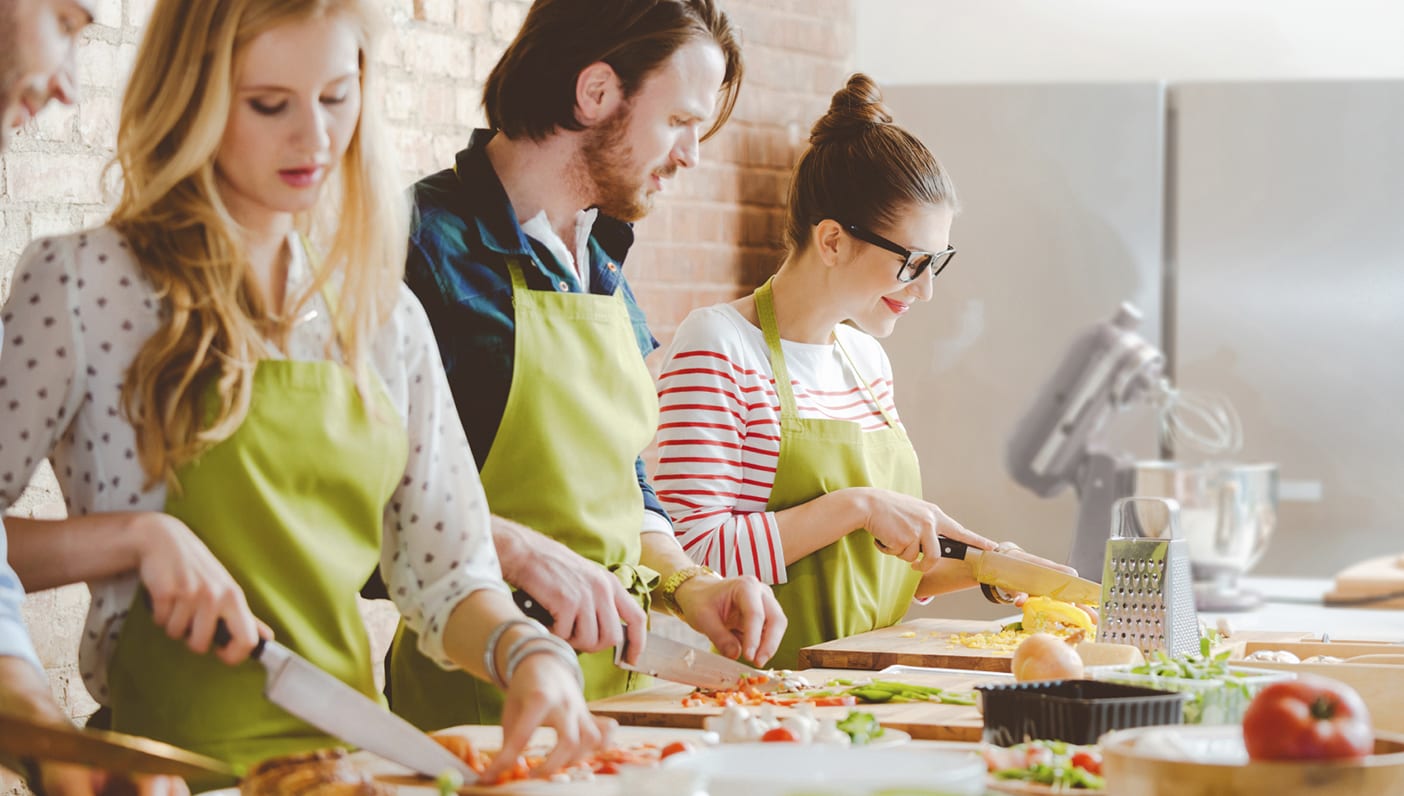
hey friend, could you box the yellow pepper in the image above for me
[1022,595,1094,635]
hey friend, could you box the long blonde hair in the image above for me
[110,0,408,489]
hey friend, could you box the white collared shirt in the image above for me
[0,227,508,702]
[521,207,599,292]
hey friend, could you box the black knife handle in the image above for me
[212,620,268,660]
[140,590,267,659]
[937,535,970,560]
[512,589,554,627]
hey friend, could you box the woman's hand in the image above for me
[488,653,612,783]
[136,512,269,664]
[850,488,995,573]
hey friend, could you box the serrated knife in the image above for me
[939,536,1103,606]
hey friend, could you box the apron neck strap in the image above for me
[833,334,901,429]
[754,278,800,419]
[755,277,900,430]
[300,233,349,357]
[506,257,530,291]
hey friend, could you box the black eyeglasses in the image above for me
[839,222,956,283]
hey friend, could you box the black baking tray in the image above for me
[976,679,1185,746]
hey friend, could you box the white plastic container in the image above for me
[1088,664,1293,724]
[661,744,986,796]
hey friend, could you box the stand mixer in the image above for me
[1006,303,1279,610]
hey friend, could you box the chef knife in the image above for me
[137,591,475,782]
[511,590,776,692]
[237,634,477,781]
[0,713,236,779]
[938,536,1103,606]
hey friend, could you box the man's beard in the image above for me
[580,105,673,222]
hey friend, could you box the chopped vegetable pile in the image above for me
[1108,636,1269,724]
[984,740,1105,790]
[681,676,976,708]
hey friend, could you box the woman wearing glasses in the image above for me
[654,74,1062,667]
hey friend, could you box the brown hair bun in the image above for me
[783,72,957,254]
[809,73,894,147]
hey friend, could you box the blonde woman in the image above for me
[0,0,605,781]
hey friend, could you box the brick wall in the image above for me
[0,0,852,787]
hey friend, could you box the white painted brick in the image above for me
[473,39,504,84]
[77,38,131,92]
[60,667,100,721]
[30,209,80,239]
[81,210,109,230]
[423,0,456,25]
[384,78,415,122]
[423,83,457,127]
[92,0,122,28]
[489,1,526,42]
[125,0,156,29]
[402,32,472,80]
[30,101,77,143]
[431,133,459,167]
[458,0,489,35]
[0,208,29,258]
[380,0,412,27]
[456,86,484,128]
[7,154,106,202]
[77,93,121,151]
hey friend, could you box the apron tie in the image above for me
[609,561,659,614]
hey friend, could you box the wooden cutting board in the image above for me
[1326,553,1404,609]
[587,666,1007,741]
[798,618,1018,672]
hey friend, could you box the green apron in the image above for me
[389,259,658,731]
[105,354,408,782]
[755,278,925,670]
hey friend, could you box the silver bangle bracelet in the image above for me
[483,617,542,689]
[503,634,584,690]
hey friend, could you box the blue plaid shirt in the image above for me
[405,129,670,531]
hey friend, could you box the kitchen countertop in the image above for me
[1197,576,1404,641]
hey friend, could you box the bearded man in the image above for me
[382,0,787,730]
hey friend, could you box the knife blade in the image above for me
[0,713,236,779]
[939,536,1102,606]
[511,590,771,691]
[245,637,477,782]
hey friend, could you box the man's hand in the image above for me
[670,574,786,666]
[490,516,646,661]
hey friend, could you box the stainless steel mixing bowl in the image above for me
[1129,461,1279,611]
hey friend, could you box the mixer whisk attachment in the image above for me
[1147,378,1243,457]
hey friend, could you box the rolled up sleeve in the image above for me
[378,286,509,670]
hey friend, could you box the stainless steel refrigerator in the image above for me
[879,80,1404,620]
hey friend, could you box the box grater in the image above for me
[1097,496,1200,657]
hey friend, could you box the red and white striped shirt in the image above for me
[654,304,902,584]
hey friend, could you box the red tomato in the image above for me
[660,741,694,759]
[1071,749,1103,776]
[761,727,798,742]
[593,761,619,776]
[1243,676,1374,761]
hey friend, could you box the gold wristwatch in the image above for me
[659,565,717,613]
